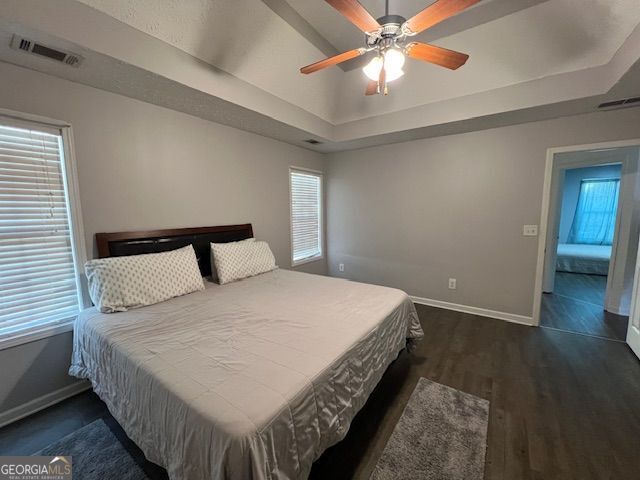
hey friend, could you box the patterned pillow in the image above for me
[211,240,277,285]
[85,245,205,313]
[210,238,254,282]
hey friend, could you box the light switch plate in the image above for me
[523,225,538,236]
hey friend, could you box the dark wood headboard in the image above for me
[95,224,253,277]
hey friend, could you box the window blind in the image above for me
[290,169,322,264]
[0,123,80,340]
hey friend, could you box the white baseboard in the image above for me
[410,295,534,326]
[0,381,90,428]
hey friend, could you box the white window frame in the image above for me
[0,109,88,350]
[289,166,324,267]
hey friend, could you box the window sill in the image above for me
[0,321,75,351]
[292,255,324,267]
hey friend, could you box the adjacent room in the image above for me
[541,162,628,339]
[1,1,640,480]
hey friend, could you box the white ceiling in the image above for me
[0,0,639,151]
[332,0,640,122]
[75,0,640,114]
[72,0,343,123]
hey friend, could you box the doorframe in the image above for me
[542,152,626,298]
[627,235,640,358]
[532,138,640,326]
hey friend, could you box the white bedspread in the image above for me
[70,269,423,480]
[556,243,611,275]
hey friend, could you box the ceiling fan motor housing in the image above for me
[367,15,407,48]
[376,14,407,31]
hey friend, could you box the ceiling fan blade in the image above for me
[325,0,381,33]
[403,0,481,34]
[406,42,469,70]
[365,80,378,96]
[300,48,365,74]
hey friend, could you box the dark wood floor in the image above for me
[541,272,628,341]
[2,304,640,479]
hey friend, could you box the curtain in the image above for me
[568,178,620,245]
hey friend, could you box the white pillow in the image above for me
[209,238,254,282]
[211,240,276,285]
[85,245,205,313]
[249,241,278,276]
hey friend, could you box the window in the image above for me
[289,167,323,266]
[0,116,85,347]
[568,178,620,245]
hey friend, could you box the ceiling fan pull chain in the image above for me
[380,54,387,95]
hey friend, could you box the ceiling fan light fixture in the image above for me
[383,48,405,82]
[363,56,383,81]
[384,48,405,71]
[385,67,405,82]
[363,49,405,83]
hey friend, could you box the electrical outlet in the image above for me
[448,278,457,290]
[339,263,345,272]
[523,225,538,236]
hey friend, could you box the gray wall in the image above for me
[559,164,622,243]
[326,107,640,318]
[0,61,326,415]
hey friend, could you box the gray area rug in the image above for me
[37,419,149,480]
[371,378,489,480]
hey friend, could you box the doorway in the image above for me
[533,141,640,346]
[541,163,626,339]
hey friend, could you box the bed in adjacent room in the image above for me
[555,243,612,275]
[70,224,423,480]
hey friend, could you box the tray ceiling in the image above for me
[0,0,639,151]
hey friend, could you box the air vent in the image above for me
[19,38,32,51]
[304,139,322,145]
[10,35,83,67]
[598,96,640,110]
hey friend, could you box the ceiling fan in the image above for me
[300,0,479,96]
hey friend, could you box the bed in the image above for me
[70,224,423,480]
[556,243,612,275]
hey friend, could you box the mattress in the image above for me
[556,243,612,275]
[70,269,423,480]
